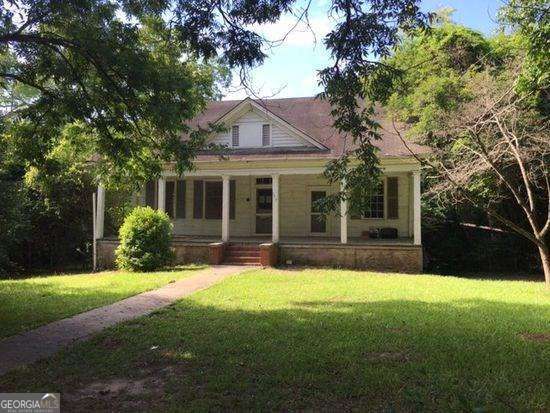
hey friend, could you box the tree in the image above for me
[499,0,549,113]
[379,17,550,284]
[1,8,226,188]
[424,63,550,285]
[1,0,430,195]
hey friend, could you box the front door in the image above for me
[256,187,272,234]
[310,190,328,235]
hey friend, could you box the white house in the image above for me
[96,97,429,272]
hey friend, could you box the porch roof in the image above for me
[168,235,415,247]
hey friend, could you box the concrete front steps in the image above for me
[224,243,261,266]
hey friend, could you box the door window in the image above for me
[310,191,327,233]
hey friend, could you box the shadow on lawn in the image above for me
[1,297,548,412]
[0,265,207,338]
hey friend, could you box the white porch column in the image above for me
[157,178,166,211]
[96,185,105,239]
[412,171,421,245]
[272,173,280,243]
[340,178,348,244]
[222,175,230,242]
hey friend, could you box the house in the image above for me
[95,97,430,272]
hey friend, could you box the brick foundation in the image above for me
[96,238,211,269]
[208,242,226,265]
[279,244,423,273]
[97,238,423,273]
[259,243,278,267]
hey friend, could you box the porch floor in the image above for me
[172,235,415,246]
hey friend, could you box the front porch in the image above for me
[94,160,423,272]
[96,235,422,273]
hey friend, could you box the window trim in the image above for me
[361,178,386,220]
[231,124,240,147]
[262,123,271,147]
[195,178,236,221]
[308,186,331,236]
[163,179,186,219]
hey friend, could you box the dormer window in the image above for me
[231,125,239,146]
[262,124,270,146]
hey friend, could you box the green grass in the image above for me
[0,265,206,338]
[1,268,548,411]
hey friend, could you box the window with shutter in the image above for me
[387,177,399,219]
[193,180,203,219]
[205,181,222,219]
[165,181,175,218]
[363,181,385,219]
[145,180,156,208]
[262,124,270,146]
[231,125,239,146]
[176,180,186,218]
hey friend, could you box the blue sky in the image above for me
[223,0,504,100]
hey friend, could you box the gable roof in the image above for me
[189,96,431,160]
[211,97,327,149]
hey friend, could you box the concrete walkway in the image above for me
[0,265,249,376]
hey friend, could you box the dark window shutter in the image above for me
[262,124,270,146]
[230,180,236,219]
[165,181,175,218]
[193,180,204,219]
[176,180,186,218]
[145,180,156,208]
[205,181,222,219]
[387,177,399,219]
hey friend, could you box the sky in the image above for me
[222,0,504,100]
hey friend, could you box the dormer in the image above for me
[207,98,327,150]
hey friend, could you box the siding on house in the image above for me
[137,173,412,238]
[209,107,312,148]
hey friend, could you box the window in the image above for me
[231,125,239,146]
[363,182,385,219]
[205,181,223,219]
[164,180,186,219]
[193,180,236,220]
[310,191,327,233]
[165,181,175,218]
[256,177,272,185]
[262,124,270,146]
[256,188,272,213]
[145,180,157,208]
[255,188,272,234]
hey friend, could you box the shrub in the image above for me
[115,207,173,271]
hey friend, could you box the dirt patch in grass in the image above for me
[63,365,182,411]
[519,332,550,343]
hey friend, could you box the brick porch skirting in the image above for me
[97,239,422,273]
[279,244,423,273]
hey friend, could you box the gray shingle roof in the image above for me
[190,97,430,160]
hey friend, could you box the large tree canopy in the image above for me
[378,14,550,284]
[0,0,430,190]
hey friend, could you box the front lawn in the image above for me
[0,265,206,338]
[1,269,548,411]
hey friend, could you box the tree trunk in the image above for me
[538,243,550,288]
